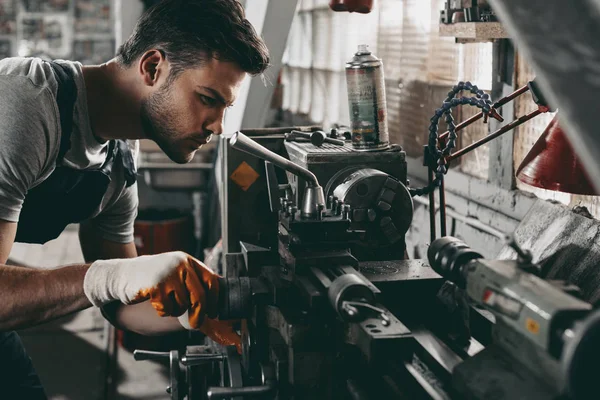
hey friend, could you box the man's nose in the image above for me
[205,108,225,136]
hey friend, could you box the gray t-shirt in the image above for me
[0,57,139,243]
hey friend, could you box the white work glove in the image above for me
[84,252,240,350]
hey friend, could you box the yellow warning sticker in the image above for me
[526,318,540,334]
[230,161,260,191]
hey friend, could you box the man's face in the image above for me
[141,58,246,164]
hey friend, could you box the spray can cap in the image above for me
[356,44,371,55]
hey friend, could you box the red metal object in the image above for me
[516,115,597,195]
[329,0,373,13]
[439,84,530,142]
[447,108,543,162]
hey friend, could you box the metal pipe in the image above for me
[439,85,530,142]
[439,180,447,237]
[447,108,543,162]
[231,131,320,187]
[428,168,436,243]
[413,196,505,239]
[438,136,448,237]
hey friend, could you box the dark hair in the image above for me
[116,0,270,78]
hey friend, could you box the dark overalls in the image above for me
[0,61,136,399]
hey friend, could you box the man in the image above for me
[0,0,269,397]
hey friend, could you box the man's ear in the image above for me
[138,49,168,87]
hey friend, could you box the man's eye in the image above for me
[200,95,217,106]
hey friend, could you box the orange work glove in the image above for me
[188,317,242,354]
[84,251,239,349]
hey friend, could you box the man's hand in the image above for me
[84,252,220,328]
[180,314,242,353]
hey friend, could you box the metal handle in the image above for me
[207,384,275,399]
[181,353,225,366]
[286,130,345,146]
[207,363,277,399]
[231,132,325,218]
[311,131,345,146]
[134,350,181,400]
[231,131,319,187]
[342,301,391,326]
[133,350,170,361]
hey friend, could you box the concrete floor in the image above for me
[10,225,171,400]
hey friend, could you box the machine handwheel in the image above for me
[561,309,600,400]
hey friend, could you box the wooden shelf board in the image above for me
[439,22,509,40]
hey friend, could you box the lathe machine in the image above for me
[135,128,600,400]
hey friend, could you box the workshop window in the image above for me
[513,55,600,218]
[0,0,115,63]
[280,0,493,180]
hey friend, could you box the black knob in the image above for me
[427,237,482,288]
[310,131,326,146]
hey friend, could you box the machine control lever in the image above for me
[207,384,275,399]
[207,363,276,399]
[133,350,171,361]
[504,234,540,274]
[342,300,391,326]
[134,349,181,400]
[180,353,225,366]
[231,132,326,218]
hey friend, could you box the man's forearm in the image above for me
[108,301,183,336]
[0,264,91,331]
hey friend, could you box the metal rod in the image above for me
[207,384,275,399]
[231,131,320,187]
[180,354,225,366]
[439,179,447,237]
[447,109,543,162]
[428,168,436,243]
[413,196,506,239]
[438,135,448,237]
[439,85,530,142]
[240,126,321,136]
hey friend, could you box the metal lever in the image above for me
[286,130,345,146]
[207,363,277,399]
[504,234,541,275]
[181,353,225,366]
[342,301,391,326]
[231,132,325,218]
[133,349,170,361]
[134,349,181,400]
[232,131,319,187]
[207,385,276,399]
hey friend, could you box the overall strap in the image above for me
[48,60,136,187]
[47,61,77,161]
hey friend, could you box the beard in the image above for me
[140,86,193,164]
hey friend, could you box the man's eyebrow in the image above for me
[198,86,234,106]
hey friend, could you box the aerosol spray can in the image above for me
[345,44,389,151]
